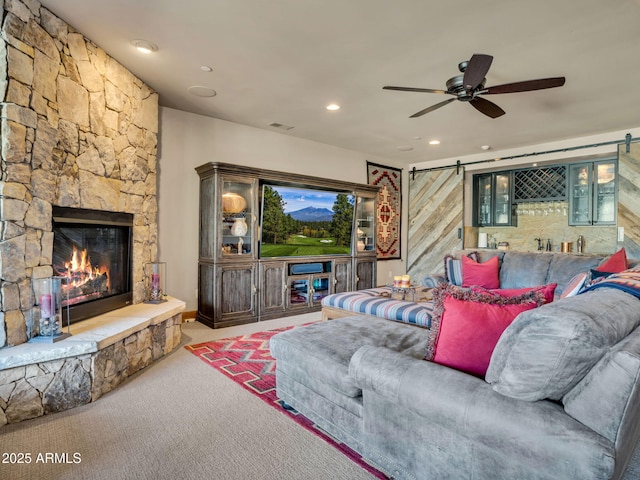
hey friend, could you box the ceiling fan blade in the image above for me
[383,86,448,94]
[483,77,566,95]
[470,97,505,118]
[463,54,493,91]
[410,98,456,118]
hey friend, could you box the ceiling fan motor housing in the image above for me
[446,75,485,101]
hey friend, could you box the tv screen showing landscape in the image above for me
[259,184,355,258]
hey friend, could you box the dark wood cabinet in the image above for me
[568,159,617,226]
[473,171,516,227]
[196,162,378,328]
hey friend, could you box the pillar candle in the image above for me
[40,293,53,317]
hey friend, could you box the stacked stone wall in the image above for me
[0,0,159,348]
[0,312,182,427]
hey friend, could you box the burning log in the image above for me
[64,272,110,299]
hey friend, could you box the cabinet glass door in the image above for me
[289,279,309,306]
[569,163,592,225]
[356,196,375,252]
[310,276,330,305]
[477,174,492,226]
[494,173,511,226]
[221,179,254,257]
[593,161,616,224]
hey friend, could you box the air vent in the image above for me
[268,122,294,131]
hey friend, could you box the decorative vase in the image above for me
[230,217,248,236]
[30,277,71,343]
[222,192,247,214]
[145,262,167,303]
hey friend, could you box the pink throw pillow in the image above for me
[473,284,557,304]
[596,248,628,273]
[461,255,500,289]
[425,284,547,378]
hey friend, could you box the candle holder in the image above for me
[30,276,72,343]
[145,262,167,303]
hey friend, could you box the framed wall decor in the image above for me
[367,162,402,260]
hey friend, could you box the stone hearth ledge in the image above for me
[0,297,186,371]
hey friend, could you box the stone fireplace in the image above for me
[1,1,184,428]
[1,1,158,349]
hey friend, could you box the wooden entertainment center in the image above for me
[196,162,379,328]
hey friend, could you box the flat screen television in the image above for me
[259,183,355,258]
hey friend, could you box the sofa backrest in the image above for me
[453,249,611,296]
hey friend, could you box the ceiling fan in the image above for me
[383,54,565,119]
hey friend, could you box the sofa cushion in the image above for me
[563,325,640,443]
[486,288,640,401]
[546,254,603,297]
[425,284,546,377]
[499,252,553,289]
[270,316,431,398]
[461,255,500,289]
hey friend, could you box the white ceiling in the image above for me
[39,0,640,166]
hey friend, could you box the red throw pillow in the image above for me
[596,248,628,273]
[425,284,546,378]
[461,255,500,289]
[473,283,557,304]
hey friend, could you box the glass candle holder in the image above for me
[31,277,69,341]
[145,262,167,303]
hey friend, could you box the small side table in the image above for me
[388,284,417,301]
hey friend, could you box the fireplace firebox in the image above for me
[52,206,133,324]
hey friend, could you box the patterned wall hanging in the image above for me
[367,162,402,260]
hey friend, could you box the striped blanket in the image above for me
[583,266,640,299]
[321,287,433,328]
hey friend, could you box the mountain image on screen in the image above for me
[259,184,354,258]
[289,207,334,222]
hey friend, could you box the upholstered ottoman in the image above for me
[269,315,430,452]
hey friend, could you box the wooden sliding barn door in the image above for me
[407,166,464,282]
[618,142,640,259]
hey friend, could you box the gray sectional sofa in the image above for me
[270,250,640,479]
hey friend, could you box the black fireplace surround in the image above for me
[52,206,133,324]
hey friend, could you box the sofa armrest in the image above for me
[420,273,446,288]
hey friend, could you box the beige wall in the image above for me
[157,107,406,310]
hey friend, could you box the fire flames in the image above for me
[60,246,111,304]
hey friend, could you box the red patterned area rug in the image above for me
[185,326,387,479]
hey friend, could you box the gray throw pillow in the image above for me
[486,288,640,401]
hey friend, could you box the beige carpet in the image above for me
[2,313,640,480]
[0,313,376,480]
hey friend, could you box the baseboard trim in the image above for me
[182,310,197,322]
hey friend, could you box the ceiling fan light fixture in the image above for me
[132,39,158,54]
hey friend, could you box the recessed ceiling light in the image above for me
[397,146,414,152]
[188,86,217,97]
[200,65,213,72]
[429,140,440,145]
[132,39,158,54]
[481,145,491,151]
[326,104,340,111]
